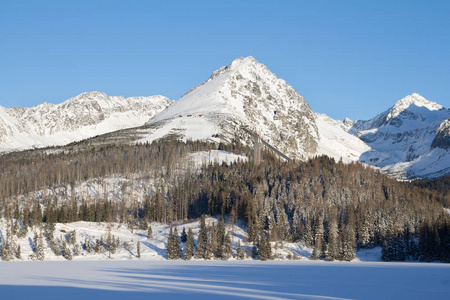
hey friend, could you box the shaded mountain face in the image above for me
[0,92,172,152]
[349,93,450,179]
[431,118,450,150]
[145,56,319,158]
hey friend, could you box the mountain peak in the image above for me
[209,56,262,80]
[387,93,443,121]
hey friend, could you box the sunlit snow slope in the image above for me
[0,92,172,153]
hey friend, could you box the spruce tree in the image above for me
[173,227,181,259]
[326,213,338,261]
[137,241,141,259]
[16,245,22,259]
[221,232,232,260]
[210,224,218,258]
[236,240,244,260]
[184,228,194,260]
[252,238,259,259]
[196,215,209,259]
[180,227,187,243]
[166,226,174,259]
[36,234,45,261]
[1,242,10,261]
[147,225,153,239]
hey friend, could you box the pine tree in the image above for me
[180,227,187,243]
[326,213,338,261]
[210,224,218,258]
[252,238,259,259]
[236,240,244,260]
[312,215,324,260]
[166,226,174,259]
[221,232,232,260]
[36,233,45,261]
[258,233,272,261]
[196,215,209,259]
[61,239,72,260]
[1,242,10,261]
[84,237,92,253]
[147,225,153,239]
[184,228,194,260]
[16,244,22,259]
[173,227,181,259]
[137,241,141,259]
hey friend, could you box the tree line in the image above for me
[0,140,448,262]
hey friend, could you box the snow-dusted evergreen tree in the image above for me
[68,230,76,245]
[196,215,209,259]
[94,238,102,253]
[147,225,153,239]
[222,232,232,260]
[183,228,194,260]
[84,237,92,253]
[167,226,181,260]
[326,212,338,261]
[173,227,181,259]
[62,239,73,260]
[258,233,272,261]
[252,238,258,259]
[312,215,324,260]
[36,233,45,261]
[210,223,218,258]
[137,241,141,259]
[16,244,22,259]
[1,242,11,261]
[236,240,244,260]
[166,226,174,259]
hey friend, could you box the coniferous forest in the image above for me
[0,140,449,262]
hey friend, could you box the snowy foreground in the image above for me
[1,260,449,300]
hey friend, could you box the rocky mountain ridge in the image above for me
[0,92,173,152]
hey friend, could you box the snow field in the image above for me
[0,260,449,300]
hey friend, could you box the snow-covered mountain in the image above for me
[349,93,450,178]
[1,57,449,179]
[144,56,319,159]
[0,92,173,152]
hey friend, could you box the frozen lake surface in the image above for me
[0,260,449,300]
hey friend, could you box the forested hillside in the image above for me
[0,140,448,262]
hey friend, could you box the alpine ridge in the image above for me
[0,92,173,153]
[348,93,450,179]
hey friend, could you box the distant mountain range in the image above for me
[1,56,449,179]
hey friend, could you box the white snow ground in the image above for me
[0,260,449,300]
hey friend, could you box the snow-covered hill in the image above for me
[144,56,319,159]
[0,92,172,153]
[349,93,450,178]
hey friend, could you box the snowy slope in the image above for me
[349,93,450,178]
[315,113,371,163]
[144,56,319,159]
[0,92,172,153]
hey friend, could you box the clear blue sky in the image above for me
[1,0,449,120]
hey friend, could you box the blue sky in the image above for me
[1,0,449,120]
